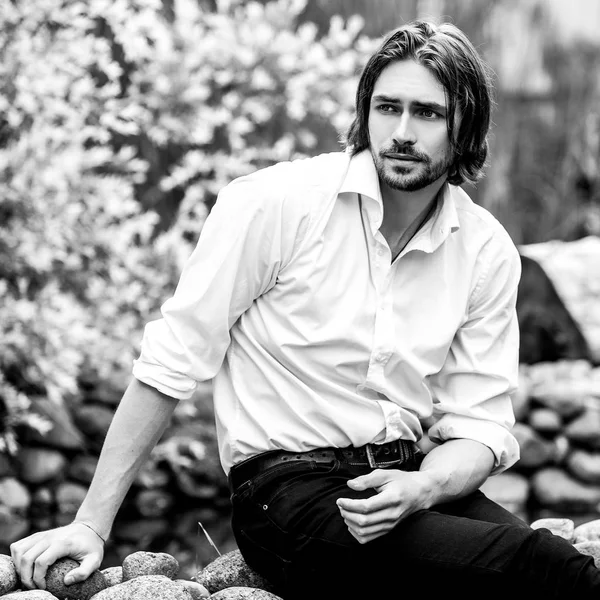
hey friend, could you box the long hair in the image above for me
[343,20,494,186]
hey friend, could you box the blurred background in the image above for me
[1,0,600,582]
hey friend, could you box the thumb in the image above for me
[347,469,390,490]
[64,556,100,585]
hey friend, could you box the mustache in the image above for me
[380,145,430,162]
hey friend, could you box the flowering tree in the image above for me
[0,0,376,453]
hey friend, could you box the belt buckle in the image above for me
[365,443,378,468]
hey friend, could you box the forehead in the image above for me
[372,59,447,105]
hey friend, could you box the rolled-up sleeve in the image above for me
[132,170,308,400]
[427,230,522,475]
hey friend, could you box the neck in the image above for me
[379,175,446,238]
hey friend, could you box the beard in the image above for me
[371,143,454,192]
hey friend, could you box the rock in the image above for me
[195,550,276,595]
[176,579,211,599]
[565,449,600,484]
[516,252,593,364]
[527,407,563,435]
[1,591,58,598]
[72,404,115,451]
[45,557,108,600]
[564,405,600,449]
[133,489,174,518]
[574,541,600,568]
[531,467,600,512]
[519,236,600,363]
[530,517,575,541]
[90,574,193,599]
[209,587,284,599]
[17,448,68,485]
[134,460,170,489]
[528,382,588,419]
[55,482,88,522]
[573,518,600,543]
[0,507,30,545]
[511,422,559,468]
[0,554,20,595]
[30,487,54,519]
[0,477,31,512]
[0,453,15,478]
[68,455,99,486]
[122,551,179,581]
[100,566,123,587]
[114,518,170,543]
[480,471,529,518]
[23,397,84,451]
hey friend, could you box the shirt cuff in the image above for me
[132,357,198,400]
[427,414,520,475]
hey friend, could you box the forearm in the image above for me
[418,438,495,506]
[74,378,179,540]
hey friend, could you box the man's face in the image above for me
[368,59,454,192]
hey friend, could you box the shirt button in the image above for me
[377,249,384,256]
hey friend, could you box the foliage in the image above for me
[0,0,376,453]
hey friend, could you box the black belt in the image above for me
[228,439,421,491]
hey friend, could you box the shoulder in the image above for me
[451,185,517,253]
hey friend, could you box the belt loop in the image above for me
[365,444,377,468]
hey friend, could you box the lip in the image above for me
[384,153,421,161]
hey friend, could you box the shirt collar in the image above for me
[339,149,382,204]
[338,148,461,253]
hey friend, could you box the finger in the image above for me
[346,469,391,490]
[13,540,52,590]
[337,492,391,514]
[64,554,102,585]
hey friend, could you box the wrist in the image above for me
[72,520,108,544]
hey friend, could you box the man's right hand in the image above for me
[10,522,105,590]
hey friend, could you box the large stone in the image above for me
[1,591,57,598]
[45,557,108,600]
[90,574,193,599]
[0,477,31,512]
[531,467,600,512]
[133,489,174,518]
[175,579,211,599]
[68,454,99,486]
[100,566,123,587]
[511,422,560,468]
[195,550,276,595]
[17,448,68,485]
[0,554,19,595]
[565,448,600,484]
[574,541,600,568]
[55,482,88,521]
[530,517,575,542]
[565,405,600,449]
[574,518,600,543]
[516,252,593,364]
[23,397,84,451]
[72,404,115,450]
[479,471,529,519]
[209,587,284,599]
[122,551,179,581]
[519,236,600,363]
[527,407,563,435]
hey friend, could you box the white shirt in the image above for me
[133,149,522,476]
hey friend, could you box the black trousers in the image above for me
[229,457,600,600]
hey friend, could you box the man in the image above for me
[11,19,600,599]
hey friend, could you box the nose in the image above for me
[392,113,416,146]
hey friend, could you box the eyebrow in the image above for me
[371,94,447,114]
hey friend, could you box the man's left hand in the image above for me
[336,469,433,544]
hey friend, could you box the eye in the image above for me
[419,108,440,119]
[377,104,397,113]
